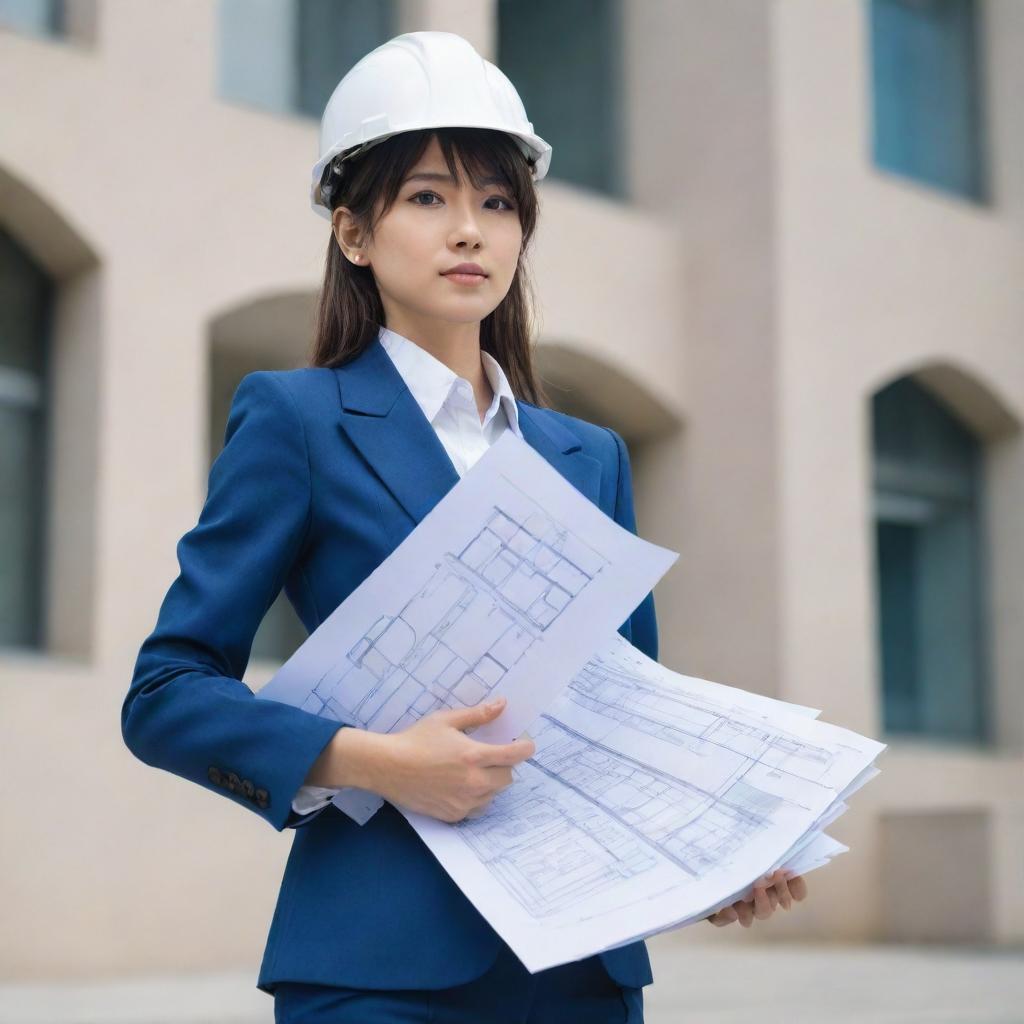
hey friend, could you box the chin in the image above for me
[441,308,497,325]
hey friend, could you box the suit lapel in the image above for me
[515,402,603,503]
[332,338,602,529]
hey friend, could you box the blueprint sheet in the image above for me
[404,632,886,973]
[256,430,679,824]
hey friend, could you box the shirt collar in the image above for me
[377,325,522,437]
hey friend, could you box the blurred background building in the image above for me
[1,0,1021,1018]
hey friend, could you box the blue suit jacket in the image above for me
[122,337,658,995]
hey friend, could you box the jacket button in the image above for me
[255,788,269,809]
[207,766,223,785]
[227,772,241,793]
[241,779,255,798]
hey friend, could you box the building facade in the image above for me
[1,0,1021,983]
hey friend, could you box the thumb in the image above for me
[438,696,507,730]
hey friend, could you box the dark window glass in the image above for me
[0,229,53,649]
[871,376,989,743]
[869,0,987,201]
[295,0,395,117]
[498,0,625,197]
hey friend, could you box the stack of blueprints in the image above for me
[257,431,886,973]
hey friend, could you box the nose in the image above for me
[447,195,485,249]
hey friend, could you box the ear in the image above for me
[331,206,363,260]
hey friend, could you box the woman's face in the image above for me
[334,136,524,331]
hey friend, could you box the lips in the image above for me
[442,263,488,277]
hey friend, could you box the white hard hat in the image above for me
[310,30,552,220]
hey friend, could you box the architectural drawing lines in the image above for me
[568,657,837,788]
[455,765,660,918]
[532,716,775,877]
[297,503,609,738]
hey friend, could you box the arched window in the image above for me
[0,228,53,650]
[217,0,396,119]
[871,375,989,742]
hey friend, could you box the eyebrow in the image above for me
[402,171,509,188]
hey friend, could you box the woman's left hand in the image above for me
[704,869,807,928]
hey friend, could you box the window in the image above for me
[218,0,396,118]
[0,229,53,650]
[871,376,989,743]
[497,0,625,198]
[0,0,64,38]
[868,0,987,201]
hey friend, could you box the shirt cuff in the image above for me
[291,784,342,815]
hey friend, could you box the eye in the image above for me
[409,190,517,211]
[486,195,517,211]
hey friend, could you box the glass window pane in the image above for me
[0,0,63,38]
[218,0,395,118]
[0,234,49,376]
[872,376,989,743]
[0,230,50,651]
[876,521,921,732]
[498,0,624,197]
[218,0,297,114]
[295,0,396,118]
[869,0,987,201]
[0,404,45,647]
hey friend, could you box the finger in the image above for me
[437,697,507,731]
[768,887,779,911]
[786,872,808,901]
[752,877,773,919]
[708,908,737,927]
[769,879,788,910]
[473,736,536,767]
[773,871,793,909]
[734,899,754,928]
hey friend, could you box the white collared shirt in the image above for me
[291,325,524,816]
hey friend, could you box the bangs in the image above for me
[434,128,527,197]
[368,126,534,229]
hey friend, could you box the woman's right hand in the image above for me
[366,696,536,823]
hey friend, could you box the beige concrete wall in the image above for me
[0,0,1020,984]
[773,0,1024,941]
[626,0,782,717]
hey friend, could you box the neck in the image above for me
[383,317,494,420]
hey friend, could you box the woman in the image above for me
[121,30,804,1024]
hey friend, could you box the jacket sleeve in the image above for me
[121,370,346,832]
[607,427,659,663]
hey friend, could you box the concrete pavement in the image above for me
[1,940,1021,1022]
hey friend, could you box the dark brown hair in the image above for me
[308,126,551,407]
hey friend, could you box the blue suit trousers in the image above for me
[272,940,644,1023]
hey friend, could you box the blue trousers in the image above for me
[272,941,645,1023]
